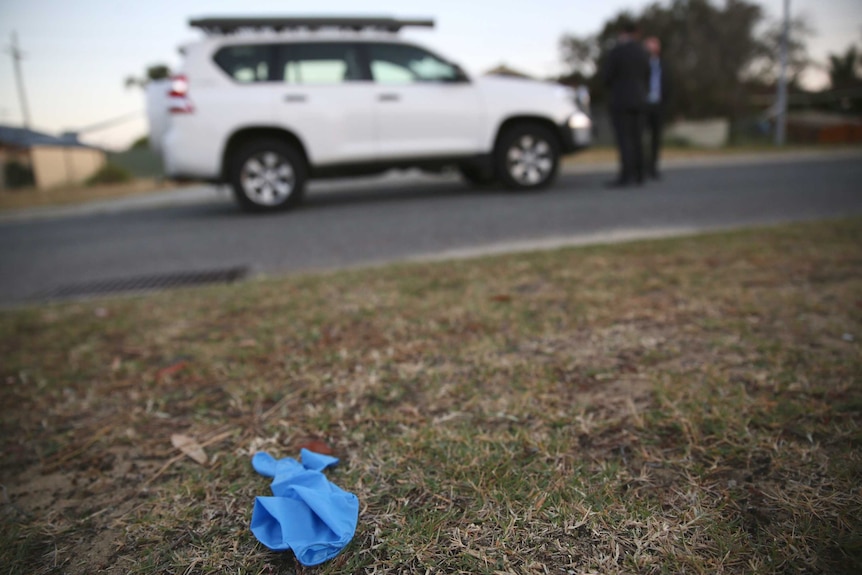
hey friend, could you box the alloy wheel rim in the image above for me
[506,135,553,185]
[240,152,295,205]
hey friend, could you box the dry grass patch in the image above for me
[0,179,189,212]
[1,218,861,574]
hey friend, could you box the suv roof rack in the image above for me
[189,16,435,35]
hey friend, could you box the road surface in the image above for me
[1,152,860,305]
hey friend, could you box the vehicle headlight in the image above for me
[569,113,591,130]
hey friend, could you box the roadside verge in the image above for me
[2,218,860,574]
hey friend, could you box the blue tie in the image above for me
[649,58,661,104]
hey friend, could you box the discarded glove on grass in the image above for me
[250,449,359,566]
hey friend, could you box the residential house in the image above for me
[0,125,106,190]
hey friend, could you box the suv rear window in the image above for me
[213,45,273,83]
[278,43,363,84]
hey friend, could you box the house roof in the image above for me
[0,125,94,149]
[483,64,533,79]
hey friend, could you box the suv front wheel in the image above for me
[495,123,560,190]
[231,139,306,212]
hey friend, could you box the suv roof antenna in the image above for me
[189,16,435,35]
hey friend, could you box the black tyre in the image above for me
[230,139,306,212]
[494,123,560,190]
[458,164,497,187]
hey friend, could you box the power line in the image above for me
[5,31,32,128]
[775,0,790,146]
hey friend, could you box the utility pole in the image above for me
[7,32,32,129]
[774,0,790,146]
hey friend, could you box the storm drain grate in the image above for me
[45,267,249,299]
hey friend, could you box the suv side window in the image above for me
[367,43,460,84]
[278,43,363,85]
[213,45,273,83]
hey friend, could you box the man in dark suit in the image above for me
[644,36,671,179]
[604,21,650,187]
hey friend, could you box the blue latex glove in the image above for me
[250,449,359,566]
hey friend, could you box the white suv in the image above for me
[148,17,592,212]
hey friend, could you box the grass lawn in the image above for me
[1,218,860,574]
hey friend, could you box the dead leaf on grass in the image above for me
[297,439,333,456]
[156,361,188,381]
[491,294,512,302]
[171,434,208,465]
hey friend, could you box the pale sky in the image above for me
[1,0,859,150]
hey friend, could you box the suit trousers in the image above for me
[645,104,664,176]
[611,109,644,183]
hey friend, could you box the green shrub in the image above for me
[3,161,35,189]
[86,163,133,186]
[130,135,149,150]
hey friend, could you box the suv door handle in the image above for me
[284,94,307,103]
[378,93,400,102]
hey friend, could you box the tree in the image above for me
[828,45,861,90]
[125,64,171,90]
[557,0,810,120]
[130,135,149,150]
[559,34,600,80]
[748,17,814,87]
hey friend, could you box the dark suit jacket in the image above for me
[604,39,650,112]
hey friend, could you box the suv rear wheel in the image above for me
[231,139,306,212]
[495,123,560,190]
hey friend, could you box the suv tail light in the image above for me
[168,74,194,114]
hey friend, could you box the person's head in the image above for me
[644,36,662,57]
[618,18,640,41]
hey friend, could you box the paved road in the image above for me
[1,152,861,305]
